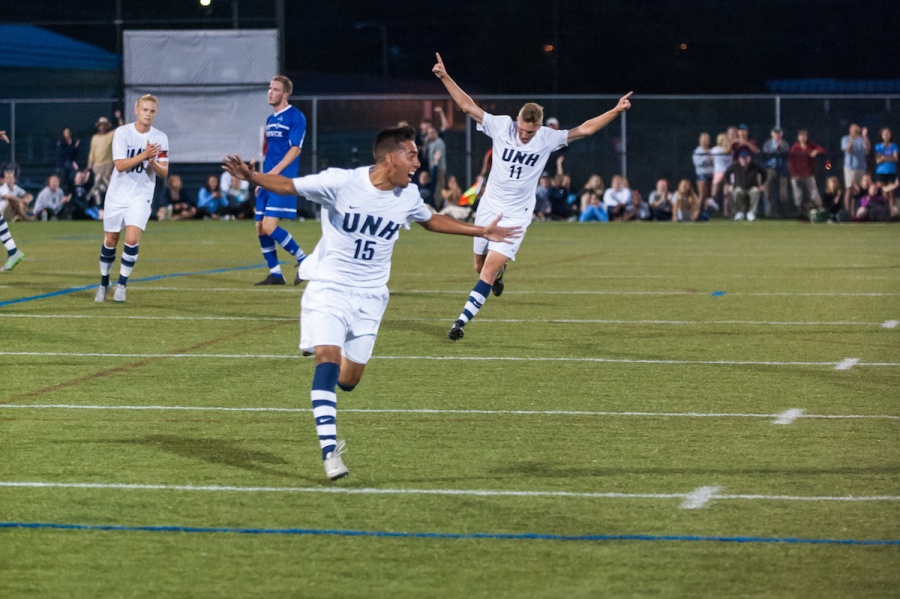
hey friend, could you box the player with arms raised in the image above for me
[432,52,632,340]
[222,125,520,480]
[94,94,169,303]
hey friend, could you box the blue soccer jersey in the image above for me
[265,105,306,177]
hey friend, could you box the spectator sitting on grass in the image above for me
[648,178,673,221]
[672,178,707,222]
[603,175,632,221]
[578,174,605,217]
[0,169,33,222]
[197,174,225,219]
[32,173,71,221]
[856,182,898,222]
[163,175,197,221]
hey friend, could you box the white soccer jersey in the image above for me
[293,166,433,288]
[105,123,169,207]
[478,112,569,221]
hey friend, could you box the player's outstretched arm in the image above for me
[222,154,297,196]
[0,131,9,143]
[419,213,522,243]
[567,92,633,143]
[432,52,485,124]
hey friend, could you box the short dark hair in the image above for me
[373,125,416,163]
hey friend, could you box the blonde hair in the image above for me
[517,102,544,125]
[716,133,730,151]
[824,176,842,195]
[272,75,293,96]
[136,94,159,108]
[676,179,697,198]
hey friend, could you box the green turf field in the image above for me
[1,218,898,598]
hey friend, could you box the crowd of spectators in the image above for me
[1,112,896,226]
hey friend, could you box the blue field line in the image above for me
[1,522,897,545]
[0,263,267,308]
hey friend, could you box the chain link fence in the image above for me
[2,94,896,200]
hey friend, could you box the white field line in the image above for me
[681,486,721,509]
[7,351,900,369]
[3,404,899,421]
[1,314,893,328]
[2,481,898,505]
[2,351,898,368]
[835,358,861,371]
[94,286,900,297]
[773,409,805,425]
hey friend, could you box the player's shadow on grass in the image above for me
[118,435,316,481]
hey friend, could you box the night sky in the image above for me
[4,0,887,94]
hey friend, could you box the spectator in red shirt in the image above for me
[787,129,826,214]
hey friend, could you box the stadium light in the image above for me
[200,0,211,6]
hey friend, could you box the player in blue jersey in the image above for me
[432,53,633,340]
[254,75,308,286]
[222,125,521,480]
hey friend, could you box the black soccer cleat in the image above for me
[255,273,286,286]
[492,266,505,297]
[447,320,465,341]
[294,272,305,286]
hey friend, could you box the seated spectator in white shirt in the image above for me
[602,175,632,221]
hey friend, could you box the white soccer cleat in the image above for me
[746,211,756,222]
[113,284,127,302]
[94,284,109,302]
[324,440,349,480]
[733,212,745,221]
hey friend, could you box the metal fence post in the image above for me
[311,97,318,174]
[620,108,627,179]
[775,95,781,130]
[10,101,16,164]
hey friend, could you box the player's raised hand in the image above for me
[616,92,634,113]
[432,52,447,79]
[0,130,9,143]
[222,154,254,180]
[483,214,523,243]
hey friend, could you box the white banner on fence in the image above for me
[123,30,277,162]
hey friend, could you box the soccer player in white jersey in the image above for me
[94,94,169,303]
[0,130,26,273]
[222,126,520,480]
[432,53,632,340]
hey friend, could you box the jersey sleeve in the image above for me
[550,127,569,151]
[111,128,128,161]
[292,168,348,207]
[290,110,307,149]
[155,132,170,164]
[407,193,434,224]
[476,112,505,138]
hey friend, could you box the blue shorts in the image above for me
[696,173,712,182]
[255,188,297,221]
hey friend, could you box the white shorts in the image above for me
[299,281,389,365]
[104,200,152,233]
[472,206,530,261]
